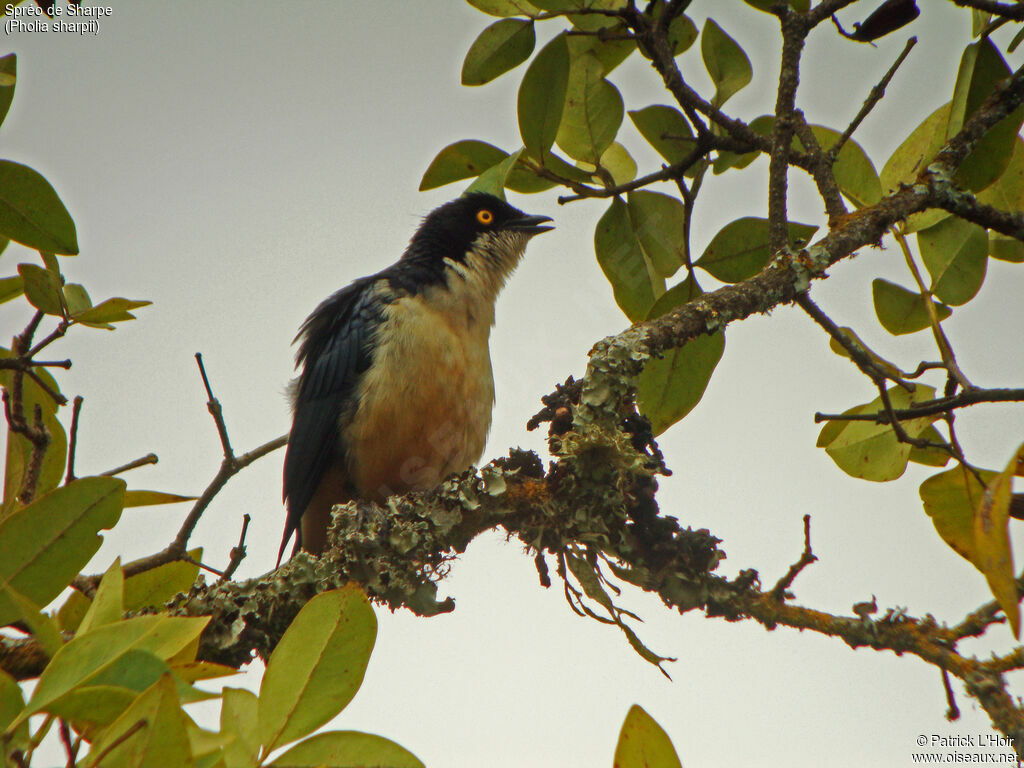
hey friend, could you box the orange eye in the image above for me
[476,209,494,225]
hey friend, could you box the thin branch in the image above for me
[792,112,848,224]
[770,514,817,600]
[807,0,859,27]
[813,387,1024,424]
[100,453,159,477]
[59,719,79,768]
[942,669,961,721]
[196,352,233,459]
[65,395,83,483]
[219,513,251,582]
[796,292,911,389]
[892,227,974,391]
[830,36,917,160]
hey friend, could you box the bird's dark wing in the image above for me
[279,275,385,565]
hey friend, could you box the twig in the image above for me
[771,514,817,600]
[806,0,859,27]
[196,352,233,459]
[22,365,67,406]
[942,669,961,721]
[65,395,83,483]
[219,513,251,582]
[830,36,917,161]
[792,111,848,224]
[100,453,159,477]
[96,433,286,585]
[813,388,1024,423]
[891,227,974,391]
[59,719,79,768]
[72,355,287,593]
[796,292,911,389]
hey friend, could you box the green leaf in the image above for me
[462,18,535,86]
[628,104,695,166]
[921,464,996,563]
[186,722,234,768]
[701,19,752,107]
[613,705,683,768]
[82,675,192,768]
[50,684,139,728]
[0,668,28,750]
[420,141,509,191]
[818,384,938,482]
[0,477,124,626]
[599,142,636,185]
[555,52,623,164]
[505,155,558,193]
[637,330,725,435]
[531,0,626,31]
[871,278,952,335]
[57,590,90,633]
[466,0,541,16]
[0,582,63,657]
[74,296,151,326]
[645,273,702,320]
[270,731,424,768]
[124,490,198,507]
[0,161,77,254]
[1010,25,1024,53]
[594,198,665,321]
[567,23,635,74]
[626,191,685,278]
[948,38,1024,191]
[123,549,201,612]
[0,54,15,130]
[668,13,698,55]
[974,444,1023,637]
[879,103,950,195]
[258,585,377,752]
[518,33,570,161]
[972,9,991,37]
[695,217,817,283]
[419,140,507,191]
[0,274,23,304]
[18,262,63,315]
[978,137,1024,248]
[917,215,988,306]
[77,559,125,636]
[464,150,520,197]
[62,282,91,315]
[23,613,209,723]
[221,687,260,768]
[903,207,952,235]
[988,232,1024,263]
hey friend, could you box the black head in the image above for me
[402,193,553,268]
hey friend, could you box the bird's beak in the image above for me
[506,213,554,235]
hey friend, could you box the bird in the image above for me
[277,192,553,565]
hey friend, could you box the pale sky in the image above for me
[3,2,1024,767]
